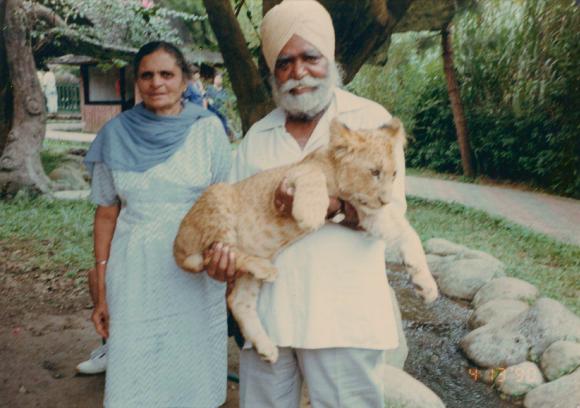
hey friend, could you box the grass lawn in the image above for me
[1,196,578,315]
[407,197,580,314]
[0,197,95,278]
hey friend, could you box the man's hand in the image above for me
[92,301,109,339]
[326,196,342,218]
[327,197,361,230]
[274,178,294,216]
[204,242,245,283]
[341,200,361,230]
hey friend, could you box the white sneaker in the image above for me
[76,343,107,374]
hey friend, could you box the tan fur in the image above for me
[174,118,438,363]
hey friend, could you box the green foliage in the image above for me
[233,0,263,57]
[32,0,205,52]
[347,32,441,131]
[157,0,216,49]
[350,0,580,197]
[452,0,580,195]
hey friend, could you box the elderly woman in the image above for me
[84,41,231,407]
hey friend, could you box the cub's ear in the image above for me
[329,118,365,146]
[329,118,353,157]
[379,117,407,148]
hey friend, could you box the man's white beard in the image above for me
[270,63,341,120]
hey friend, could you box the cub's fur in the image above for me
[174,118,438,363]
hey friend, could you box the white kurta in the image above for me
[230,89,406,350]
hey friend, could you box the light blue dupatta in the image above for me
[84,101,212,173]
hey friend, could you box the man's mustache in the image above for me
[278,76,324,94]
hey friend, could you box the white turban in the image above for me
[260,0,335,72]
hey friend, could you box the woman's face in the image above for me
[136,50,187,116]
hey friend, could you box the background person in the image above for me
[205,72,233,140]
[84,41,231,407]
[183,65,206,107]
[42,67,58,114]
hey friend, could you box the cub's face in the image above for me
[329,118,405,212]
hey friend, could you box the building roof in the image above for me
[48,48,224,67]
[47,54,99,65]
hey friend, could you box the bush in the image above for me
[350,0,580,197]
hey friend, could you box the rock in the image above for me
[18,385,27,394]
[424,238,500,264]
[496,362,544,397]
[424,238,467,256]
[461,315,530,367]
[540,340,580,381]
[436,258,504,300]
[423,239,504,286]
[384,287,408,369]
[468,299,530,330]
[461,298,580,367]
[472,277,539,308]
[519,298,580,361]
[50,190,90,201]
[49,163,89,190]
[383,365,445,408]
[425,254,447,278]
[524,368,580,408]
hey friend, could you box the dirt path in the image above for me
[0,239,242,408]
[407,176,580,246]
[0,313,242,408]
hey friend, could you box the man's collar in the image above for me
[251,88,366,133]
[334,88,368,114]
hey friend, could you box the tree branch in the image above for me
[25,1,65,26]
[203,0,273,132]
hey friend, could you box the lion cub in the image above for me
[174,118,438,363]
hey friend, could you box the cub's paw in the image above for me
[249,260,278,282]
[256,339,279,364]
[412,272,439,304]
[293,206,326,232]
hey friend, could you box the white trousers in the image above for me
[239,347,385,408]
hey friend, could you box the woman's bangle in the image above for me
[95,259,108,266]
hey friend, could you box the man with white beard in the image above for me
[207,1,408,406]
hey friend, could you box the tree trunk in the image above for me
[203,0,274,133]
[320,0,412,83]
[262,0,282,15]
[0,0,51,196]
[441,22,474,177]
[0,0,12,154]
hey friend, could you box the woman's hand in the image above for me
[92,301,109,339]
[204,243,245,283]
